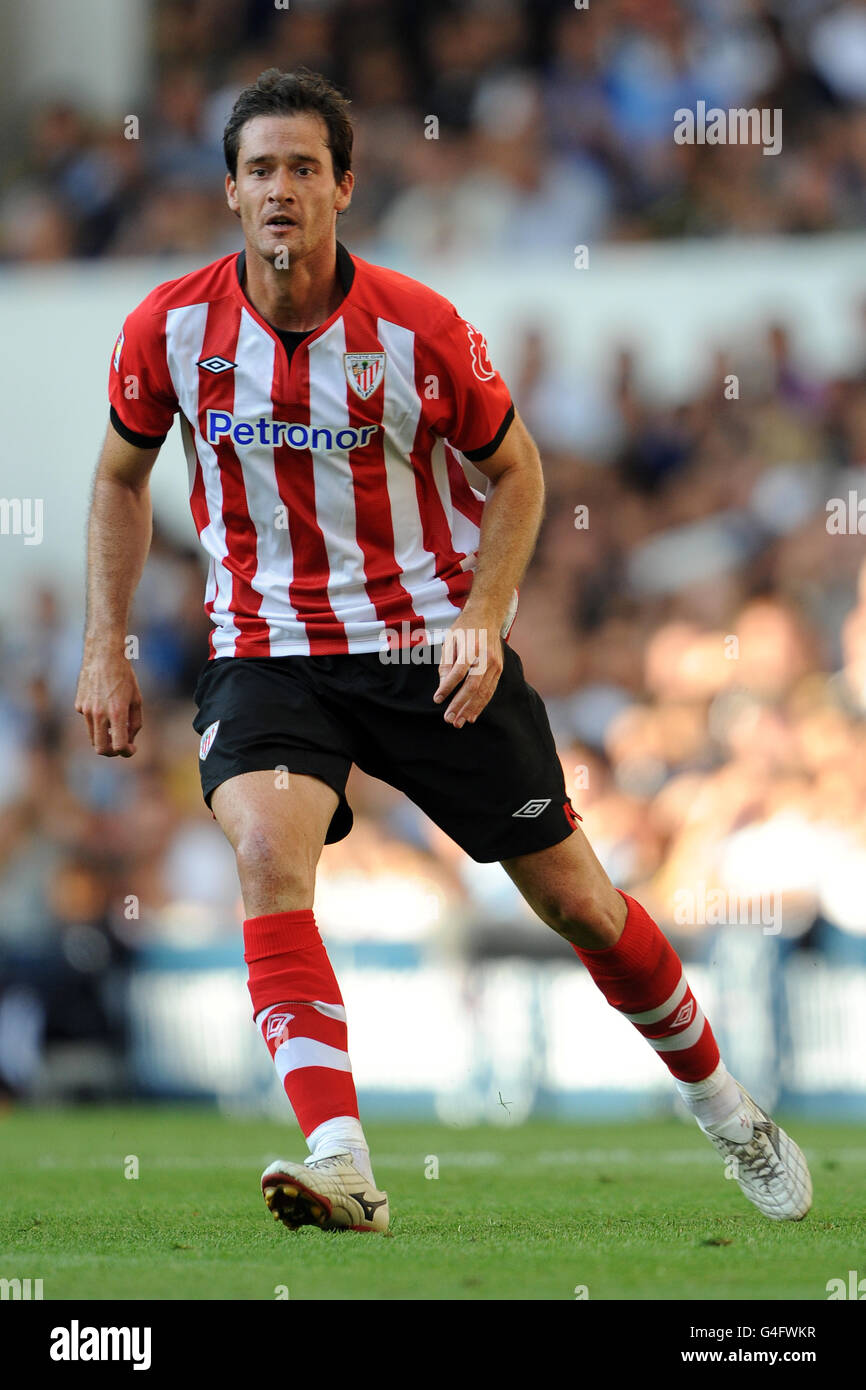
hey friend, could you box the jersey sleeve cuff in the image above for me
[461,402,515,462]
[110,405,168,449]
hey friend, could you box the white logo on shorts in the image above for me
[199,719,220,761]
[512,798,551,818]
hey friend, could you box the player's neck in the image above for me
[242,240,342,334]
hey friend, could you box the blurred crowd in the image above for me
[6,0,866,261]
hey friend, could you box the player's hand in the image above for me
[74,649,143,757]
[433,613,503,728]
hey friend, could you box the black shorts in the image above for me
[192,643,579,863]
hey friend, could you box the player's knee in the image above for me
[541,884,624,948]
[234,827,314,903]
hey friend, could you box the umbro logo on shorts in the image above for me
[512,798,551,818]
[199,719,220,760]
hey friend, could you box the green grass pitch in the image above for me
[1,1105,863,1300]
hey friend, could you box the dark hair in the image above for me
[223,67,353,182]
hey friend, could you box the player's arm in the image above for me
[434,409,544,727]
[74,422,160,757]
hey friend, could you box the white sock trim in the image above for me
[304,1116,374,1183]
[305,1114,367,1156]
[674,1061,744,1129]
[674,1060,730,1102]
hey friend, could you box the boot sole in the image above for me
[262,1174,384,1233]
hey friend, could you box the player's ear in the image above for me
[335,170,354,215]
[226,172,240,216]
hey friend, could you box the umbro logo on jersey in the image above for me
[198,355,237,374]
[199,719,220,760]
[344,351,386,400]
[512,798,551,818]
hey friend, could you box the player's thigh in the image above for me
[350,643,576,863]
[211,768,337,890]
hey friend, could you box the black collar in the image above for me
[235,241,355,297]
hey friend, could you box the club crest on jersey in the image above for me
[112,330,124,372]
[199,719,220,761]
[344,351,386,400]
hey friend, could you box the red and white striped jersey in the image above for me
[108,243,516,658]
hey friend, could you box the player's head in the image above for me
[224,67,354,266]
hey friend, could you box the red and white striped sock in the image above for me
[574,891,741,1126]
[243,909,374,1181]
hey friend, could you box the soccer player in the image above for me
[75,69,811,1234]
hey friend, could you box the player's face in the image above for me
[226,112,353,265]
